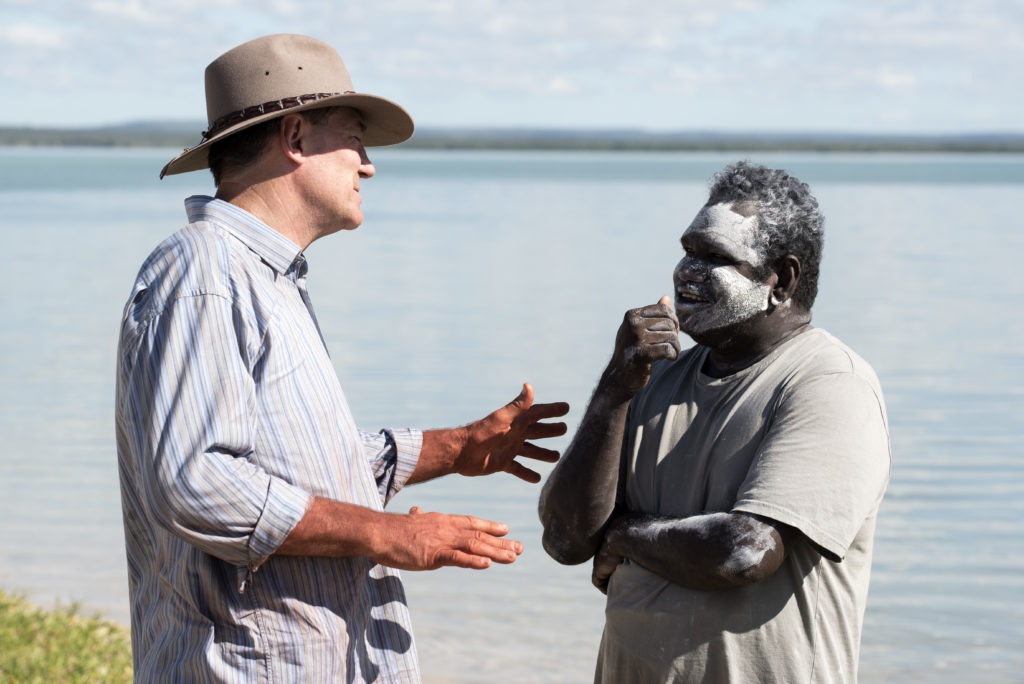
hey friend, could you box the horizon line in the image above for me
[1,122,1024,140]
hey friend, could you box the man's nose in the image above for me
[359,147,375,179]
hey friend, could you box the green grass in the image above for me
[0,590,132,683]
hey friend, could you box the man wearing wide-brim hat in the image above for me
[116,33,569,682]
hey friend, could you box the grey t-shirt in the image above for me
[597,328,891,684]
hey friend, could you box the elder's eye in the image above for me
[707,252,731,264]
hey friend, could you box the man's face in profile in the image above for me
[673,202,771,338]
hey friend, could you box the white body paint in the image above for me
[674,203,771,336]
[639,512,778,577]
[720,517,778,575]
[633,516,684,542]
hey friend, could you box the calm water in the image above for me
[0,147,1021,682]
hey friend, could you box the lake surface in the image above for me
[0,146,1021,682]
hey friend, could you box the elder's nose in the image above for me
[674,257,706,284]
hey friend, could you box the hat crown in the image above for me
[204,34,355,126]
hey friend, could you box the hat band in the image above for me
[201,91,351,142]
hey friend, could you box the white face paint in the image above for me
[673,203,771,336]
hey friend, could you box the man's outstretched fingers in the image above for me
[436,548,493,570]
[506,460,542,484]
[450,525,523,564]
[526,400,571,420]
[465,532,522,563]
[461,514,510,537]
[508,382,534,412]
[524,420,568,440]
[518,442,560,463]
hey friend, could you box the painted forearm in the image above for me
[605,511,787,591]
[539,372,631,565]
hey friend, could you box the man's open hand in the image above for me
[373,505,524,570]
[455,383,570,483]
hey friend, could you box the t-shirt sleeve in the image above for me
[732,370,891,561]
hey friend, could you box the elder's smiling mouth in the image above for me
[676,289,708,304]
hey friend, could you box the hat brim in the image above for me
[160,92,414,178]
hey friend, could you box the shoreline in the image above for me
[3,126,1024,154]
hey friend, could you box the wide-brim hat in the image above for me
[160,34,414,178]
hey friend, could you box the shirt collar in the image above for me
[184,195,304,275]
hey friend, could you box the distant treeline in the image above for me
[2,123,1024,153]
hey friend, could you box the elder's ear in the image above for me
[772,254,801,304]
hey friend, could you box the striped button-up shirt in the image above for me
[115,196,422,682]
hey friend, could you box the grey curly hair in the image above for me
[706,161,825,309]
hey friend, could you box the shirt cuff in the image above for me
[385,427,422,500]
[246,477,314,570]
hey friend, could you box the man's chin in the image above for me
[339,215,363,232]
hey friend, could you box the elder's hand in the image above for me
[605,295,680,398]
[591,539,625,595]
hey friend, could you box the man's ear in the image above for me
[773,255,801,304]
[278,113,307,163]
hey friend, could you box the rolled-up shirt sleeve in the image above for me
[119,291,311,570]
[362,428,422,506]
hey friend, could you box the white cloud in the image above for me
[876,66,917,90]
[0,24,63,48]
[0,0,1022,130]
[645,32,674,51]
[87,1,160,25]
[540,76,580,96]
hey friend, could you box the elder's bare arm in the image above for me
[593,511,791,593]
[539,297,679,565]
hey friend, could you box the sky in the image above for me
[1,0,1022,134]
